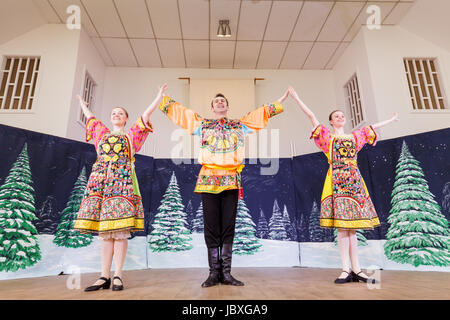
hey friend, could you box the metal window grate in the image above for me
[0,56,40,111]
[79,71,97,125]
[404,58,447,110]
[344,74,364,128]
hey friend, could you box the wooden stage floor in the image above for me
[0,267,449,300]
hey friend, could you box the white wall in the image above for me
[100,67,337,158]
[65,28,106,141]
[0,24,80,137]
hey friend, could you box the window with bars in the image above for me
[344,74,364,128]
[79,71,97,125]
[404,58,447,110]
[0,56,40,111]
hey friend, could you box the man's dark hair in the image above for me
[211,93,229,108]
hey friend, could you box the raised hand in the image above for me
[288,86,300,101]
[76,94,89,106]
[278,87,290,103]
[157,83,168,98]
[393,112,399,121]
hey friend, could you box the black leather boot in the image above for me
[201,247,221,288]
[220,243,244,286]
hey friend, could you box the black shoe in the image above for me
[334,271,353,284]
[351,271,377,284]
[84,277,111,292]
[112,276,124,291]
[201,247,221,288]
[220,243,244,286]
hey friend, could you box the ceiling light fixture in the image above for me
[217,20,231,38]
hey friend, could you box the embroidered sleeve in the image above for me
[310,124,332,154]
[352,125,378,152]
[158,95,203,135]
[85,117,110,150]
[127,116,153,153]
[239,101,284,132]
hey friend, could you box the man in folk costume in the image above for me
[157,87,289,287]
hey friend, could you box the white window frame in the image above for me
[404,57,448,112]
[344,73,366,129]
[77,69,97,127]
[0,56,41,113]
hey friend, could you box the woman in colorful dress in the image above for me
[156,87,288,287]
[289,87,398,284]
[74,85,166,291]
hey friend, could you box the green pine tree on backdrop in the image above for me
[233,199,262,255]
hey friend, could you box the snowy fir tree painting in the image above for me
[282,205,297,241]
[442,182,450,222]
[34,196,59,234]
[53,167,93,248]
[0,144,41,272]
[148,172,193,252]
[191,202,204,233]
[309,200,327,242]
[333,229,368,247]
[233,199,261,255]
[268,200,288,241]
[384,141,450,267]
[185,200,195,234]
[256,209,269,239]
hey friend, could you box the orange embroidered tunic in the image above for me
[159,96,284,195]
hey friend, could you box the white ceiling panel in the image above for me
[130,38,161,67]
[157,39,185,68]
[317,2,365,42]
[291,1,334,41]
[146,0,182,39]
[210,0,240,41]
[102,37,138,67]
[264,1,303,41]
[237,0,272,40]
[81,0,126,37]
[279,42,314,69]
[91,37,114,66]
[49,0,98,36]
[383,2,415,24]
[344,2,396,42]
[303,42,340,69]
[184,40,209,68]
[114,0,154,38]
[179,0,209,39]
[33,0,62,23]
[234,41,261,69]
[325,41,350,69]
[210,40,235,69]
[257,41,287,69]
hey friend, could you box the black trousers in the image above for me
[201,189,239,248]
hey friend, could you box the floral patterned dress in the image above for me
[310,124,380,230]
[74,116,152,238]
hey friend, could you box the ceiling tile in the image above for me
[130,38,161,67]
[279,42,314,69]
[383,2,415,24]
[184,40,209,68]
[234,41,261,69]
[114,0,154,38]
[264,1,303,41]
[291,1,334,41]
[157,39,185,68]
[325,41,350,69]
[102,37,138,67]
[303,42,340,69]
[91,37,114,66]
[237,0,272,40]
[146,0,182,39]
[317,2,365,42]
[81,0,126,37]
[210,40,235,68]
[257,41,287,69]
[33,0,62,23]
[179,0,209,39]
[49,0,98,36]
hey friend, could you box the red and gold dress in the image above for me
[310,124,380,229]
[74,116,152,239]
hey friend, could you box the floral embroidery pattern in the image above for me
[200,118,245,153]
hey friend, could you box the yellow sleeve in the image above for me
[240,101,284,131]
[158,96,203,135]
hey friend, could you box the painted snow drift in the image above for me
[0,123,449,280]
